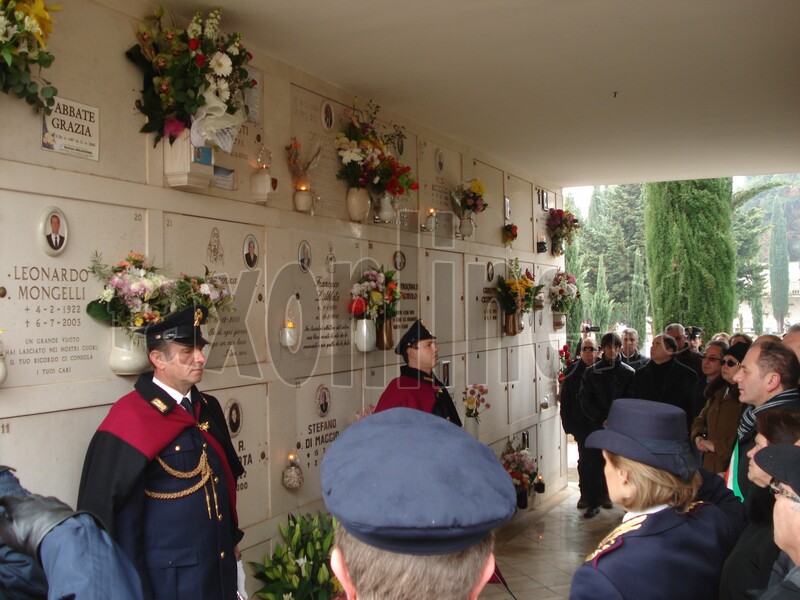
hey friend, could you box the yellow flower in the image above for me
[370,290,384,305]
[469,179,485,196]
[14,0,61,48]
[134,316,144,327]
[464,395,477,409]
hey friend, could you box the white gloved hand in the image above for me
[236,558,249,600]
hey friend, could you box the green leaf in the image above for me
[86,300,113,324]
[0,48,12,67]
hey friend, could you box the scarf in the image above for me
[737,388,800,441]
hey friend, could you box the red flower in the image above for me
[195,54,206,67]
[348,297,367,316]
[188,38,201,51]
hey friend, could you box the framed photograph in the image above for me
[298,240,312,273]
[315,384,331,417]
[440,360,450,388]
[39,206,68,257]
[434,148,444,174]
[486,261,494,282]
[393,250,406,271]
[243,234,259,269]
[224,398,243,438]
[320,100,334,131]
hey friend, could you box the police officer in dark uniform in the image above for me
[374,319,462,426]
[78,306,244,600]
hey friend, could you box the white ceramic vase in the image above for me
[353,318,377,352]
[346,187,371,222]
[464,416,479,438]
[552,311,567,329]
[109,327,150,375]
[459,216,474,239]
[374,191,397,223]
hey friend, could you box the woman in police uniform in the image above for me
[570,399,744,600]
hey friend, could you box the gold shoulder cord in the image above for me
[144,442,220,521]
[585,514,647,562]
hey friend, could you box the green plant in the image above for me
[250,512,342,600]
[0,0,60,113]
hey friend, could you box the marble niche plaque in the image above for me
[0,192,146,387]
[417,139,462,214]
[465,255,503,341]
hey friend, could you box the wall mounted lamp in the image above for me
[282,453,304,489]
[420,208,437,232]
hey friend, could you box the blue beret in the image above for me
[321,407,516,555]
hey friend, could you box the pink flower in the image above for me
[163,117,186,139]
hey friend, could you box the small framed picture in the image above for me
[39,206,68,257]
[315,384,331,417]
[486,261,494,282]
[298,240,312,273]
[393,250,406,271]
[440,360,450,388]
[320,100,334,131]
[243,234,259,269]
[434,148,444,174]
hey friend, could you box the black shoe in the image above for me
[583,506,601,519]
[602,498,613,509]
[577,496,588,509]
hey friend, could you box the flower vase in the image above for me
[516,489,529,509]
[374,192,397,223]
[533,294,545,311]
[503,312,521,336]
[346,187,371,222]
[109,327,150,375]
[459,216,474,239]
[464,416,479,438]
[353,318,377,352]
[552,311,566,329]
[375,317,394,351]
[550,235,565,256]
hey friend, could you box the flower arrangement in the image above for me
[496,259,545,314]
[86,252,234,333]
[251,511,343,600]
[171,269,234,315]
[347,267,402,322]
[557,343,574,384]
[334,100,418,196]
[285,136,321,190]
[451,179,488,218]
[462,383,490,422]
[549,270,580,313]
[546,208,580,255]
[126,6,255,148]
[353,403,375,423]
[86,251,173,331]
[500,439,538,495]
[0,0,60,113]
[502,223,518,247]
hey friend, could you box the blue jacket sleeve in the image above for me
[570,563,624,600]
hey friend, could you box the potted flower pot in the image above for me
[346,187,371,222]
[503,312,521,336]
[109,327,151,375]
[376,317,394,350]
[459,216,474,239]
[374,191,397,223]
[353,318,376,352]
[552,312,566,329]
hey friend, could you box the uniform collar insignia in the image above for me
[586,514,647,564]
[150,397,169,413]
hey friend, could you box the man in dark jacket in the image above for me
[578,332,635,518]
[559,339,598,509]
[634,333,698,428]
[620,327,649,371]
[667,323,704,379]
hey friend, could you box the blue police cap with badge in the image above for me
[586,398,697,481]
[321,407,516,555]
[394,318,435,355]
[137,305,209,350]
[686,326,703,340]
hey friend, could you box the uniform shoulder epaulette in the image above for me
[585,514,647,565]
[685,500,707,515]
[150,397,170,414]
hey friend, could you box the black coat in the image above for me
[579,357,635,430]
[633,358,698,427]
[559,361,591,439]
[621,350,649,371]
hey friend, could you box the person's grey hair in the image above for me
[705,340,730,354]
[665,323,685,336]
[621,328,639,340]
[660,333,678,353]
[334,524,493,600]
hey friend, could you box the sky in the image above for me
[564,176,747,219]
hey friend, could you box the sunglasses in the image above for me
[769,480,800,504]
[701,355,724,363]
[723,359,740,368]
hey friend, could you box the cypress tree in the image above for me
[751,292,764,335]
[769,200,790,332]
[644,179,736,334]
[589,256,614,332]
[630,249,648,340]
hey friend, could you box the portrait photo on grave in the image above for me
[298,240,311,273]
[243,234,259,269]
[39,206,68,256]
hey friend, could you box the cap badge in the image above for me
[194,308,203,327]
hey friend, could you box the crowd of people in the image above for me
[560,322,800,599]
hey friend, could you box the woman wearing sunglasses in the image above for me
[691,341,750,476]
[719,409,800,600]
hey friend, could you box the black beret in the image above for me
[754,444,800,494]
[321,408,516,555]
[394,319,435,355]
[137,305,209,348]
